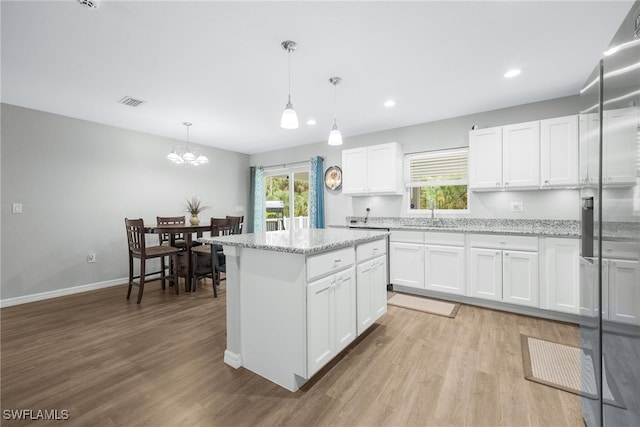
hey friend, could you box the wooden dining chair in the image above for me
[124,218,181,303]
[191,218,236,297]
[225,215,244,234]
[156,216,187,289]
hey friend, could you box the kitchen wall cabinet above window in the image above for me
[469,115,581,192]
[341,142,403,196]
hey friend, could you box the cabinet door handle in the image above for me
[495,252,500,255]
[505,182,509,187]
[496,182,500,187]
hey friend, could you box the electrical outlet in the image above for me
[87,252,96,263]
[12,203,22,214]
[510,201,524,212]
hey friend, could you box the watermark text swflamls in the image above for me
[2,409,70,421]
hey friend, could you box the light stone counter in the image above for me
[199,228,389,254]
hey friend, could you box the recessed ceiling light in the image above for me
[384,100,396,107]
[504,69,521,78]
[306,119,316,125]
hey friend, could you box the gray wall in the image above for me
[250,95,583,225]
[1,104,250,300]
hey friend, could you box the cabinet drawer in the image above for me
[468,234,538,251]
[307,247,355,282]
[356,238,387,262]
[424,232,465,247]
[600,241,639,260]
[390,230,424,243]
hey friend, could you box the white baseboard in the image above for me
[0,277,128,308]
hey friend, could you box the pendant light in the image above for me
[328,76,343,146]
[280,40,299,129]
[167,122,209,166]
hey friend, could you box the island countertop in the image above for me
[198,228,389,255]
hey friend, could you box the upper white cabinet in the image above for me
[602,107,637,186]
[342,142,403,195]
[471,115,582,191]
[540,115,579,187]
[502,121,540,189]
[469,127,503,190]
[469,121,540,190]
[579,107,638,187]
[579,113,600,186]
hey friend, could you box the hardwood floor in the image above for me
[1,281,583,426]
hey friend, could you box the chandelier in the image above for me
[167,122,209,165]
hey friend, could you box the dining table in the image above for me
[144,223,211,292]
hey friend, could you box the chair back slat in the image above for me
[225,215,243,234]
[125,218,145,252]
[157,216,186,244]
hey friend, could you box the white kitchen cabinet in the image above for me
[579,113,600,186]
[390,242,425,289]
[608,258,640,325]
[544,238,580,314]
[356,255,387,335]
[307,266,356,377]
[579,257,604,318]
[502,121,540,189]
[342,142,403,195]
[468,234,538,307]
[603,107,637,186]
[502,250,539,308]
[425,245,466,296]
[469,126,503,190]
[469,121,540,190]
[540,115,579,187]
[469,248,503,301]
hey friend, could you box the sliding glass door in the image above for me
[264,166,309,231]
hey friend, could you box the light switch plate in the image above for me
[12,203,22,214]
[510,201,524,212]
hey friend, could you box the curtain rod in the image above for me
[255,157,323,171]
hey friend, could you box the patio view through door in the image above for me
[264,166,309,231]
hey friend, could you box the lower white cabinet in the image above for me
[307,266,356,377]
[545,238,580,314]
[469,248,503,301]
[608,259,640,325]
[469,236,539,308]
[356,255,387,335]
[390,242,425,289]
[579,257,639,325]
[425,245,465,295]
[502,250,539,307]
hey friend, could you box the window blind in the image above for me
[406,148,468,185]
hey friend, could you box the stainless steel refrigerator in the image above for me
[579,2,640,426]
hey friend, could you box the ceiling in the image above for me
[1,1,633,155]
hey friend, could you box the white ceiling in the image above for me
[1,0,633,154]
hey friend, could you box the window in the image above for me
[405,148,469,212]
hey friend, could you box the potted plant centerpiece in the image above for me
[185,196,210,225]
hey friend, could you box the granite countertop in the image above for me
[338,217,639,241]
[198,228,390,255]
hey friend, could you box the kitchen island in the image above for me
[199,228,389,391]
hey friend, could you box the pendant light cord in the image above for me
[288,48,292,103]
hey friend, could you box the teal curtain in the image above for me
[309,156,325,228]
[253,167,264,232]
[247,166,264,233]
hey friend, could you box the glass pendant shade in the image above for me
[182,150,196,162]
[281,100,299,129]
[328,123,343,146]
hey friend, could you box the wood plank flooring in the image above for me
[1,281,583,426]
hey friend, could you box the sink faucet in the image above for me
[429,198,435,220]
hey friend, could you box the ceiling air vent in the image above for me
[78,0,99,9]
[118,96,144,108]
